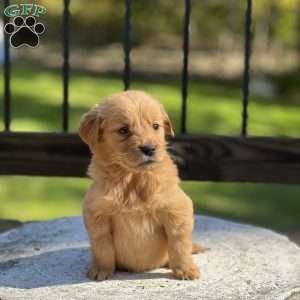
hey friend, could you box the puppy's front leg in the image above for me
[84,212,115,281]
[159,192,200,280]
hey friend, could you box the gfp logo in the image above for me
[3,4,46,48]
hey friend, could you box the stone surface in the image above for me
[0,215,299,300]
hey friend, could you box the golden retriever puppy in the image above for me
[79,90,204,281]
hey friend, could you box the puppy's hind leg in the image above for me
[192,243,209,254]
[163,244,208,269]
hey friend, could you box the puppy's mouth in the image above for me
[138,156,157,167]
[140,160,155,166]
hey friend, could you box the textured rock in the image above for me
[0,215,299,300]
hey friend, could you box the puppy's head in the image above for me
[79,90,174,171]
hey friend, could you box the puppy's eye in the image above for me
[153,123,160,130]
[118,126,129,135]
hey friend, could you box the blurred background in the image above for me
[0,0,299,242]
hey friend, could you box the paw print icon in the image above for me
[4,16,45,48]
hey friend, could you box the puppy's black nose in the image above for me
[139,144,156,157]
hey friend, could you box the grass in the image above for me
[0,64,300,233]
[1,64,300,136]
[0,176,299,234]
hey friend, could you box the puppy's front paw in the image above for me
[87,265,114,281]
[172,263,200,280]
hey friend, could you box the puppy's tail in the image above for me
[192,243,209,254]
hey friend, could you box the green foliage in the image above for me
[32,0,300,49]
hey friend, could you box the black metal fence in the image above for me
[1,0,300,183]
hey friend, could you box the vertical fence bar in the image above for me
[241,0,252,136]
[123,0,132,91]
[180,0,191,134]
[3,0,11,132]
[62,0,70,132]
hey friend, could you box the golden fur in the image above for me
[79,90,205,281]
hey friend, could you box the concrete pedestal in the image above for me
[0,215,299,300]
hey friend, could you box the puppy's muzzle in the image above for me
[139,144,156,157]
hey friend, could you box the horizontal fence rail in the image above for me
[1,132,300,184]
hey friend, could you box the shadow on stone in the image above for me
[0,246,173,289]
[0,247,90,288]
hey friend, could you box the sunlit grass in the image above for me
[182,181,300,230]
[1,65,300,136]
[0,176,299,232]
[0,177,88,220]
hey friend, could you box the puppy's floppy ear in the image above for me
[160,105,175,138]
[79,106,104,146]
